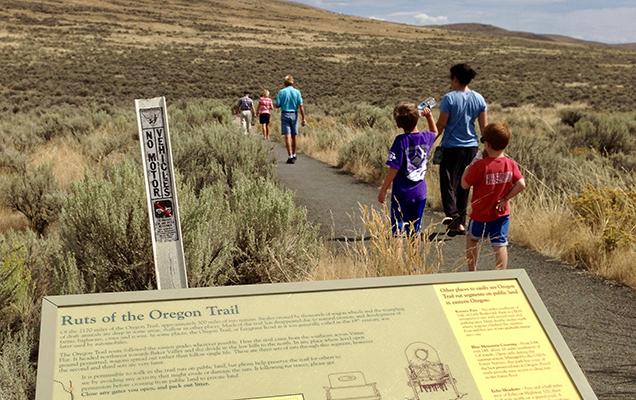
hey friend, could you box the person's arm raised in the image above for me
[421,107,437,134]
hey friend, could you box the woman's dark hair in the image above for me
[393,102,419,132]
[450,63,477,86]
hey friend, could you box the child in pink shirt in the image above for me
[257,89,274,140]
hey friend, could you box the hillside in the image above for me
[434,23,636,48]
[1,0,635,113]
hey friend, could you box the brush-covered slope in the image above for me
[1,0,634,111]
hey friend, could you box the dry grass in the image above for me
[310,205,448,281]
[0,208,28,234]
[28,138,87,189]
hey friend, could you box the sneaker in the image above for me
[286,157,295,164]
[442,217,453,225]
[292,154,297,160]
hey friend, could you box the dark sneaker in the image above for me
[286,157,295,164]
[442,217,453,225]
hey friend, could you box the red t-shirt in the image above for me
[463,156,523,222]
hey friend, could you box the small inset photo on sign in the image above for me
[153,200,173,218]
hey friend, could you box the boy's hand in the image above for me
[378,188,388,204]
[496,198,508,212]
[301,118,307,127]
[420,107,433,118]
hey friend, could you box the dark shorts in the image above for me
[468,215,510,246]
[259,113,270,124]
[390,196,427,236]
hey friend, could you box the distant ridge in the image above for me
[433,23,636,50]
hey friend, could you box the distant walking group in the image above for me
[235,64,526,272]
[236,75,306,164]
[378,63,526,271]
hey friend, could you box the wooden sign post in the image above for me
[134,96,187,289]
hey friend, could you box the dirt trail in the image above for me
[272,143,636,400]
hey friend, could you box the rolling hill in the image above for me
[0,0,634,112]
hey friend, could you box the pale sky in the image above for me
[293,0,636,44]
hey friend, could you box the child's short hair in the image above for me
[482,122,511,151]
[450,63,477,86]
[261,89,269,97]
[393,102,419,132]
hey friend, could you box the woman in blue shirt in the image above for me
[436,63,488,235]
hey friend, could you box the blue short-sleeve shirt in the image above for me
[439,90,487,148]
[275,86,303,112]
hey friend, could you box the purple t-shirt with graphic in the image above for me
[386,131,437,200]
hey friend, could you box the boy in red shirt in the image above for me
[461,122,526,271]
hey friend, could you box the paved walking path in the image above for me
[272,143,636,400]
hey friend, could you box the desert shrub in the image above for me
[569,186,636,252]
[1,164,62,235]
[173,125,274,193]
[0,238,33,331]
[171,99,232,127]
[609,152,636,172]
[559,108,584,127]
[0,145,27,172]
[52,251,87,295]
[314,127,345,152]
[229,177,320,284]
[338,128,392,182]
[38,112,91,141]
[59,161,155,292]
[209,104,232,125]
[0,330,36,400]
[0,115,44,153]
[179,180,238,287]
[332,103,394,131]
[569,115,636,156]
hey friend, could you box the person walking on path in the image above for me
[258,89,274,140]
[274,75,306,164]
[436,63,488,235]
[378,102,438,236]
[237,91,256,135]
[461,122,526,270]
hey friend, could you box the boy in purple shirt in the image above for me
[378,102,438,236]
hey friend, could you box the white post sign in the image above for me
[135,96,188,289]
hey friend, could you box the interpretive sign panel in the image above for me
[134,96,187,289]
[35,270,597,400]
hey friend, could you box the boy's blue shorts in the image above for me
[468,215,510,247]
[390,196,426,236]
[281,112,298,136]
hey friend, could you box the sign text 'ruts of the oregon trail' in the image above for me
[135,97,187,289]
[35,270,597,400]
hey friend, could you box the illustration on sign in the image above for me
[53,380,74,400]
[324,371,381,400]
[405,342,465,400]
[154,200,173,218]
